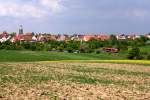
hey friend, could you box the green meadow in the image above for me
[0,50,126,62]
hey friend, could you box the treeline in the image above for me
[0,35,150,60]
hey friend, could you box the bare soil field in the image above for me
[0,62,150,100]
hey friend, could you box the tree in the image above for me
[35,43,45,51]
[117,40,128,51]
[0,42,4,49]
[88,39,104,49]
[66,47,73,53]
[135,36,148,46]
[29,42,36,51]
[57,44,64,52]
[45,44,52,51]
[140,35,148,43]
[128,47,143,59]
[110,34,118,46]
[23,42,31,50]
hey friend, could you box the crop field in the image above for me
[0,62,150,100]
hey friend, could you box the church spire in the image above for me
[19,25,23,34]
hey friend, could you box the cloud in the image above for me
[0,0,65,18]
[0,1,47,18]
[39,0,64,13]
[128,9,149,18]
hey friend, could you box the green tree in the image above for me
[128,47,143,59]
[135,36,148,46]
[23,42,31,50]
[45,44,52,51]
[88,39,104,49]
[117,40,128,51]
[35,43,45,51]
[110,34,118,46]
[57,44,64,52]
[0,42,4,49]
[66,47,73,53]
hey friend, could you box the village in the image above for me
[0,26,150,43]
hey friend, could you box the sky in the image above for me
[0,0,150,34]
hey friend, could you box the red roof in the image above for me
[12,34,24,42]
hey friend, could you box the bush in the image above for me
[127,55,144,60]
[147,55,150,60]
[23,43,31,50]
[57,45,64,52]
[87,48,94,53]
[45,45,52,51]
[15,45,23,50]
[66,47,73,53]
[5,45,13,50]
[135,56,144,60]
[0,43,4,49]
[36,43,44,51]
[128,47,140,56]
[96,50,101,54]
[31,44,36,51]
[127,47,141,60]
[141,52,148,55]
[79,48,85,53]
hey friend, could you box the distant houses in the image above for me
[80,34,110,41]
[116,34,141,40]
[0,31,11,43]
[116,34,127,40]
[0,31,149,43]
[145,33,150,39]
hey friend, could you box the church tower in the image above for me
[19,25,23,34]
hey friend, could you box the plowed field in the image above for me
[0,62,150,100]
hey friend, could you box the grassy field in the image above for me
[0,45,149,62]
[0,50,126,62]
[0,62,150,99]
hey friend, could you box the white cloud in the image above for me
[126,9,149,19]
[39,0,64,13]
[0,1,47,18]
[0,0,65,18]
[132,9,148,17]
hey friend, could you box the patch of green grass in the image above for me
[71,66,150,77]
[29,75,54,83]
[0,67,13,75]
[0,50,125,62]
[66,75,136,85]
[0,73,136,86]
[0,76,22,84]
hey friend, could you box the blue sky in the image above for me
[0,0,150,34]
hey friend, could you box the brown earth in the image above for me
[0,62,150,100]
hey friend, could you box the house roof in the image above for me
[97,35,110,41]
[83,35,95,41]
[22,35,33,41]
